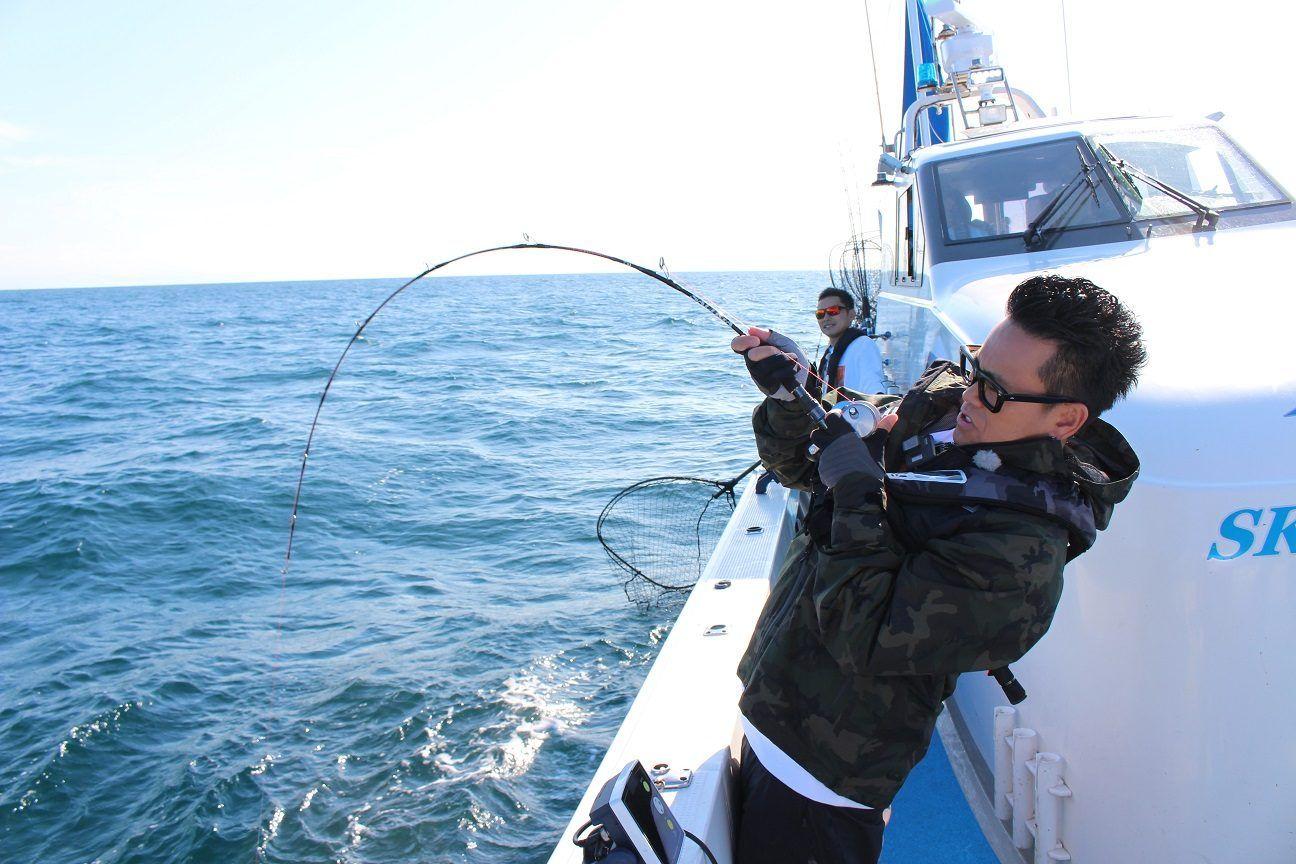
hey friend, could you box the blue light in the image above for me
[918,62,940,89]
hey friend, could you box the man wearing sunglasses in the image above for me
[730,275,1144,864]
[813,288,887,399]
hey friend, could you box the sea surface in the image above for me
[0,270,994,864]
[0,270,800,863]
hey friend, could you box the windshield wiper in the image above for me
[1024,145,1101,249]
[1102,151,1219,230]
[1093,142,1141,206]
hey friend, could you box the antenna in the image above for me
[863,0,888,150]
[1060,0,1074,115]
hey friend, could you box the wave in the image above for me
[0,270,826,862]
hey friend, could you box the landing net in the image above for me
[597,462,760,607]
[828,234,885,336]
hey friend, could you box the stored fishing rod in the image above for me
[281,241,829,574]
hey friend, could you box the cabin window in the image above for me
[933,138,1123,243]
[1092,125,1286,218]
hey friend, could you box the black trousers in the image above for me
[736,739,885,864]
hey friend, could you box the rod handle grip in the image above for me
[793,385,829,429]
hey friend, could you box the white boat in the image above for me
[551,2,1296,861]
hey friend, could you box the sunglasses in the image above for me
[958,345,1082,414]
[815,305,847,320]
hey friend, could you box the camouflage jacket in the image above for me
[737,361,1140,808]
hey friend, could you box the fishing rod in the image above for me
[281,241,832,574]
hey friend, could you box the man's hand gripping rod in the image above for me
[734,326,830,430]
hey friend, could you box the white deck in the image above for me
[547,476,800,864]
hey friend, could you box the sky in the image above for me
[2,0,1292,290]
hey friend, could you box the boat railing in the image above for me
[899,79,1046,159]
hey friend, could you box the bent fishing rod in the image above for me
[281,241,831,574]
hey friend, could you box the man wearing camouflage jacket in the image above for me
[731,275,1145,863]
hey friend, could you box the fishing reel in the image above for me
[807,400,883,458]
[834,400,883,438]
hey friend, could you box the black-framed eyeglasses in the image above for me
[958,345,1083,414]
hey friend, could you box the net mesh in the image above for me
[828,234,885,335]
[597,463,758,607]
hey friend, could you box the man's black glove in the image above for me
[745,351,798,396]
[810,411,886,491]
[740,329,809,401]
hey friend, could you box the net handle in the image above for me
[715,460,761,498]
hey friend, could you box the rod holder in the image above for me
[1033,753,1072,863]
[993,706,1016,821]
[1011,728,1038,849]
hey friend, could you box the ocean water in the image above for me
[0,270,828,863]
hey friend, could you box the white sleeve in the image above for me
[838,336,887,395]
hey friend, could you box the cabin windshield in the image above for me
[933,138,1124,244]
[1091,124,1287,219]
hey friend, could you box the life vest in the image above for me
[807,359,1100,562]
[885,459,1098,561]
[814,326,868,400]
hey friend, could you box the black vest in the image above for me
[814,326,868,400]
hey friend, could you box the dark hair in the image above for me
[818,287,855,309]
[1006,274,1147,416]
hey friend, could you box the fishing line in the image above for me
[264,244,854,844]
[281,241,847,577]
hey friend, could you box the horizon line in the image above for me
[1,266,833,294]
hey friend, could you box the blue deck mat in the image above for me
[882,731,999,863]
